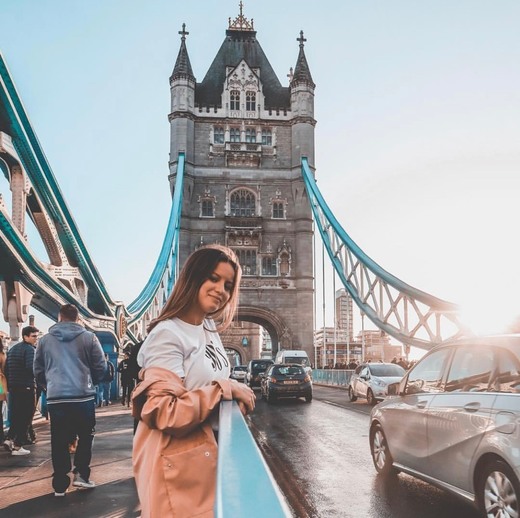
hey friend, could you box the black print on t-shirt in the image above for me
[205,342,229,371]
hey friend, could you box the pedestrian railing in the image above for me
[215,400,291,517]
[312,369,353,387]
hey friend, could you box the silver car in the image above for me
[369,335,520,517]
[348,362,406,405]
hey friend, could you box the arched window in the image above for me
[201,199,214,217]
[213,127,224,144]
[230,90,240,111]
[262,257,277,276]
[230,128,240,143]
[235,249,257,276]
[230,189,256,217]
[272,202,284,219]
[246,92,256,111]
[262,128,272,146]
[245,128,256,143]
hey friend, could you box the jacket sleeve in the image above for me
[33,343,46,389]
[89,335,107,385]
[139,378,233,438]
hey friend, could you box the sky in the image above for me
[1,1,519,356]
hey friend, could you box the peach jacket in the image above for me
[131,366,234,518]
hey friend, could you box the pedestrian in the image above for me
[132,245,255,517]
[0,338,8,444]
[3,325,39,455]
[33,304,106,497]
[100,353,115,406]
[117,352,134,407]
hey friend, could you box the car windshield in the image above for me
[252,361,271,370]
[369,364,405,377]
[283,357,309,366]
[273,365,304,376]
[234,366,246,372]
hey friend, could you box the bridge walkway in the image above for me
[0,406,140,518]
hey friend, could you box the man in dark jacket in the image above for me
[34,304,106,496]
[4,325,39,455]
[117,352,134,407]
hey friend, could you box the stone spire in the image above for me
[170,23,195,82]
[291,30,315,88]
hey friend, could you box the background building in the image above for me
[168,6,316,365]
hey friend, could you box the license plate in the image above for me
[284,380,299,384]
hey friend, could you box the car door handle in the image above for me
[416,401,427,409]
[464,402,480,413]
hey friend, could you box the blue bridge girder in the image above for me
[0,53,182,345]
[301,157,470,349]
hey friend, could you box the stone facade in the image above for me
[168,9,316,360]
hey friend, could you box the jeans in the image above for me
[121,381,134,405]
[48,400,96,493]
[7,387,35,447]
[101,382,111,404]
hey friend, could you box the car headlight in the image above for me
[372,378,386,387]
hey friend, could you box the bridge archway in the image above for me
[237,305,292,356]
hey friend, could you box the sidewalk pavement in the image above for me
[0,405,140,518]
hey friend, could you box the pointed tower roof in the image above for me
[195,3,290,109]
[291,31,315,88]
[171,23,195,82]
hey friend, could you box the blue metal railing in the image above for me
[215,401,291,517]
[312,369,353,387]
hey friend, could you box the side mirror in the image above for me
[387,382,399,396]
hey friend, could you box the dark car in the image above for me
[260,363,313,403]
[246,359,274,388]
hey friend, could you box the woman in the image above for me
[132,245,255,517]
[0,338,7,444]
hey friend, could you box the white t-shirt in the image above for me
[138,317,230,390]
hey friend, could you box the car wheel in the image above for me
[477,459,520,518]
[348,386,357,402]
[305,393,313,403]
[367,389,376,406]
[370,423,396,476]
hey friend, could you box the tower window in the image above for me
[235,249,257,276]
[246,92,256,111]
[214,127,224,144]
[272,202,284,219]
[262,257,277,276]
[230,90,240,111]
[230,189,256,217]
[262,129,272,146]
[245,128,256,143]
[230,128,240,143]
[201,200,214,217]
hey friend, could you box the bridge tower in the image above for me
[168,6,316,360]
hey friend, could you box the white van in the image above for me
[274,350,311,373]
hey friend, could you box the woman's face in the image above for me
[193,261,235,320]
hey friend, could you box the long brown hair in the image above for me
[147,245,241,333]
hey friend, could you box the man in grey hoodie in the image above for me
[34,304,106,497]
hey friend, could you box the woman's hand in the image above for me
[230,382,256,415]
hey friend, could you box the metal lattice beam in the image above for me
[301,158,468,349]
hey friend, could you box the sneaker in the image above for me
[54,492,66,497]
[3,439,13,452]
[12,446,30,456]
[73,474,96,488]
